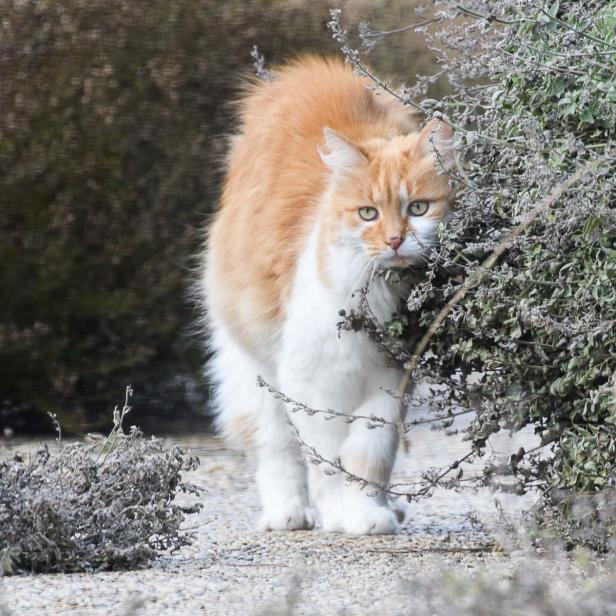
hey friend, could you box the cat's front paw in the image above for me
[258,504,315,531]
[320,504,345,533]
[342,505,401,535]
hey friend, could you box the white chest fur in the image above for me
[213,223,408,535]
[277,226,400,411]
[268,224,406,535]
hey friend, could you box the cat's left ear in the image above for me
[418,118,455,171]
[319,128,368,173]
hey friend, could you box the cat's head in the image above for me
[319,119,456,268]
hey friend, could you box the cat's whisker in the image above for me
[348,259,377,314]
[344,256,374,306]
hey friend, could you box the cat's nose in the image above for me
[387,236,403,251]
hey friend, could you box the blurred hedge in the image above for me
[0,0,439,433]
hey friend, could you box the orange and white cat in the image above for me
[201,56,455,534]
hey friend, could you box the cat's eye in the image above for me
[358,206,379,221]
[408,201,430,216]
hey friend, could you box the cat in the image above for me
[200,55,456,535]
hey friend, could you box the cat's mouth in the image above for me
[378,254,419,269]
[378,248,429,269]
[383,256,410,268]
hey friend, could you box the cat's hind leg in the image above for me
[208,325,312,531]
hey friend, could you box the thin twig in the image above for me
[455,3,524,25]
[521,42,612,71]
[283,408,476,499]
[258,376,472,432]
[540,7,616,50]
[499,48,584,76]
[361,17,442,39]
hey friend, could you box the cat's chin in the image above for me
[390,257,411,268]
[379,255,416,269]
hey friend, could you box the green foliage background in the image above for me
[332,0,614,546]
[0,0,440,432]
[444,2,615,494]
[383,0,614,544]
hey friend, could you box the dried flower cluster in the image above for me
[0,389,201,574]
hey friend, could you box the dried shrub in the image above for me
[0,389,201,574]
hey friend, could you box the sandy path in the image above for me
[4,429,532,616]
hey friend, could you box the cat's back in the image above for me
[204,56,415,353]
[225,56,415,200]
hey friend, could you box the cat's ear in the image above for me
[319,128,367,173]
[418,118,454,170]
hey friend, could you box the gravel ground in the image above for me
[2,430,608,615]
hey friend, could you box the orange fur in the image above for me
[205,55,454,355]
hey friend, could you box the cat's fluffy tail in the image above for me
[205,322,262,451]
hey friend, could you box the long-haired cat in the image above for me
[201,56,455,534]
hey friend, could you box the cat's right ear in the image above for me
[319,128,367,173]
[418,118,455,170]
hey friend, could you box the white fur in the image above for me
[206,323,313,531]
[275,226,404,534]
